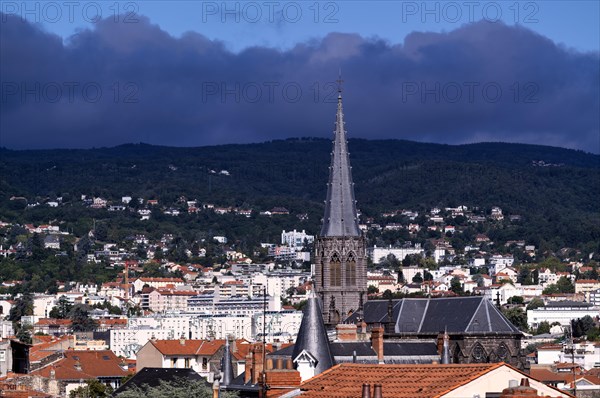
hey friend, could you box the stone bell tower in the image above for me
[314,82,367,326]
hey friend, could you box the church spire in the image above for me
[292,291,334,374]
[320,78,361,237]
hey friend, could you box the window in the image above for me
[202,357,208,370]
[184,358,190,368]
[171,358,177,368]
[330,253,341,287]
[346,253,356,286]
[0,350,5,362]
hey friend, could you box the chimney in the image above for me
[212,377,220,398]
[244,351,252,384]
[371,326,384,363]
[336,323,358,341]
[285,358,293,370]
[251,343,265,384]
[180,334,186,345]
[500,378,540,398]
[361,384,371,398]
[357,321,368,340]
[373,384,383,398]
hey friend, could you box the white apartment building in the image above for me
[187,294,280,316]
[527,301,600,329]
[251,310,303,343]
[368,244,424,263]
[252,271,308,298]
[281,230,314,249]
[489,255,515,270]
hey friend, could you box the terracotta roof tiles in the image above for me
[298,363,506,398]
[31,350,128,380]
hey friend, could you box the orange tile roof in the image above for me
[31,350,128,380]
[298,363,514,398]
[575,279,600,284]
[150,339,226,356]
[30,335,73,362]
[34,318,72,326]
[538,344,563,350]
[98,318,128,326]
[0,382,51,398]
[138,277,184,283]
[530,368,572,383]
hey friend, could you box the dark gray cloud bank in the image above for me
[1,14,598,152]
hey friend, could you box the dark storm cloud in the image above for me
[1,13,598,152]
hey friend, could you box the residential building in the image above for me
[281,230,314,249]
[575,279,600,302]
[136,338,226,380]
[30,349,129,396]
[527,301,599,329]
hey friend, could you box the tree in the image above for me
[556,276,575,293]
[535,321,551,335]
[69,304,98,332]
[517,268,534,285]
[507,296,524,305]
[367,285,379,294]
[526,298,545,310]
[9,293,33,322]
[69,379,113,398]
[472,274,484,287]
[502,307,528,331]
[398,269,405,283]
[412,272,423,283]
[450,276,464,295]
[542,284,559,295]
[571,315,596,338]
[114,377,238,398]
[16,323,32,344]
[49,296,73,319]
[423,270,433,281]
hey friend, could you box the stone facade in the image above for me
[450,334,528,371]
[314,235,367,325]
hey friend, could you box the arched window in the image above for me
[330,253,341,286]
[470,343,487,363]
[346,253,356,286]
[320,251,325,288]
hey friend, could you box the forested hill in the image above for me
[1,139,599,250]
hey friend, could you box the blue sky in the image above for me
[8,1,600,52]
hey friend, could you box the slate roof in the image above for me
[360,296,521,334]
[112,367,208,396]
[320,92,361,237]
[291,294,334,374]
[269,341,438,365]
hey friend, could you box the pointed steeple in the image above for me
[221,337,234,386]
[292,292,334,374]
[320,80,361,237]
[441,328,451,364]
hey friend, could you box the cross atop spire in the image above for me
[336,69,344,95]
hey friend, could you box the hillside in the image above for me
[0,139,599,251]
